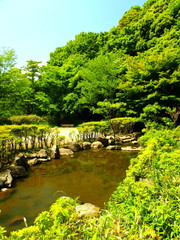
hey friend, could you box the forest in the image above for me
[0,0,179,126]
[0,0,180,239]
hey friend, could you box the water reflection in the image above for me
[0,148,138,233]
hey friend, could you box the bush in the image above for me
[0,124,60,166]
[8,115,46,125]
[77,121,110,140]
[78,121,110,133]
[110,117,145,134]
[108,126,180,239]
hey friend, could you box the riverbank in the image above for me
[0,126,141,190]
[0,149,138,234]
[0,126,179,239]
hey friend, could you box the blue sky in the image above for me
[0,0,146,67]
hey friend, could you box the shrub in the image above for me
[8,115,46,125]
[110,117,145,135]
[108,126,180,239]
[0,124,61,166]
[78,121,110,140]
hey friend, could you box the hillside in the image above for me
[41,0,179,125]
[0,0,179,126]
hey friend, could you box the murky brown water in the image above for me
[0,149,138,233]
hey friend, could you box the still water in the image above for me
[0,149,138,233]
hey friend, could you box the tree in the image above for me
[0,48,17,73]
[74,53,122,118]
[22,60,42,114]
[0,48,19,122]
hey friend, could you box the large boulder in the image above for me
[0,170,13,188]
[48,145,60,159]
[28,158,39,166]
[9,165,27,178]
[82,142,91,150]
[28,157,50,166]
[59,148,74,156]
[91,141,104,149]
[26,153,38,159]
[37,149,48,158]
[75,203,100,218]
[96,135,109,147]
[27,149,48,159]
[14,153,29,170]
[68,142,83,152]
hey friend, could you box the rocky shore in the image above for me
[0,132,142,190]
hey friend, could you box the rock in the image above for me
[37,149,48,158]
[122,138,135,143]
[26,149,48,159]
[14,153,29,169]
[132,140,138,145]
[82,142,91,150]
[91,141,104,149]
[28,157,50,165]
[26,153,37,159]
[0,170,13,188]
[68,142,83,152]
[96,135,109,147]
[121,146,142,151]
[59,148,74,156]
[132,132,143,140]
[8,216,26,227]
[0,188,15,201]
[106,145,121,150]
[28,158,39,166]
[38,158,51,163]
[48,145,60,159]
[75,203,100,218]
[108,139,115,145]
[119,136,131,141]
[9,165,27,178]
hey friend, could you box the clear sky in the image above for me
[0,0,146,68]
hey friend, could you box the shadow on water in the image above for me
[0,148,138,233]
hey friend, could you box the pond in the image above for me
[0,148,138,233]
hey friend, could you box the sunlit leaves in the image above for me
[0,48,16,74]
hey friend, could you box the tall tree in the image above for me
[23,60,42,114]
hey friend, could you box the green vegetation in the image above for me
[0,124,61,166]
[8,115,46,125]
[0,0,179,125]
[0,126,179,239]
[78,121,110,140]
[0,0,179,238]
[77,117,143,139]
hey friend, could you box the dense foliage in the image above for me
[0,124,61,166]
[0,0,179,237]
[77,117,143,139]
[0,126,179,239]
[0,0,179,125]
